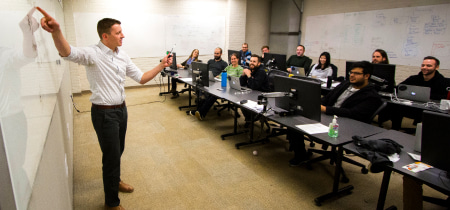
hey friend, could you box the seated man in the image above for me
[286,45,312,75]
[372,49,389,64]
[239,54,270,126]
[190,48,228,120]
[239,43,252,67]
[288,61,382,165]
[390,56,450,130]
[261,45,269,59]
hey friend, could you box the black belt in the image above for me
[92,101,126,109]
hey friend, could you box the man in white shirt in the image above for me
[37,7,171,210]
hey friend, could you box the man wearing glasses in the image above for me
[288,61,382,166]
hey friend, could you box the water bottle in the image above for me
[221,70,227,87]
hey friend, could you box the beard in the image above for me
[214,55,220,60]
[350,79,365,87]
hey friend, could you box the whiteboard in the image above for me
[305,4,450,69]
[73,13,225,57]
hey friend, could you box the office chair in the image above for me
[305,101,388,183]
[214,99,239,117]
[330,63,338,80]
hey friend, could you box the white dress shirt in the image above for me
[64,41,143,105]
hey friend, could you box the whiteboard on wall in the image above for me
[305,4,450,69]
[73,13,225,58]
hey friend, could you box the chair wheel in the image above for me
[361,167,369,174]
[341,176,349,183]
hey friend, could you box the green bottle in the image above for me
[328,115,339,138]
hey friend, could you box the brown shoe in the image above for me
[119,181,134,193]
[105,204,125,210]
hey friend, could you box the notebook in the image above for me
[229,76,251,92]
[397,84,431,103]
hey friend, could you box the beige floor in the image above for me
[72,85,446,210]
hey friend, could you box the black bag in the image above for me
[352,135,403,173]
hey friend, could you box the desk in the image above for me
[344,130,450,209]
[269,113,385,206]
[166,69,196,110]
[379,97,449,131]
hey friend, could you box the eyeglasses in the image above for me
[348,71,364,76]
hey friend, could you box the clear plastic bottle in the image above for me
[328,115,339,138]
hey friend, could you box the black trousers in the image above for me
[287,128,307,158]
[197,94,218,117]
[91,105,128,207]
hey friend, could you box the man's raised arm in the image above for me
[37,7,71,57]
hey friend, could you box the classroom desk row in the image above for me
[161,68,449,208]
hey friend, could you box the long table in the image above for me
[162,69,394,206]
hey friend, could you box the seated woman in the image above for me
[190,53,243,120]
[171,49,200,98]
[308,51,332,79]
[219,53,244,78]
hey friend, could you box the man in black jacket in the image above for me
[390,56,449,130]
[239,54,270,92]
[288,61,382,166]
[239,55,270,125]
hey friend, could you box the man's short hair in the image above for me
[261,45,269,50]
[298,45,305,51]
[423,56,440,66]
[243,43,248,47]
[97,18,121,39]
[251,54,261,63]
[351,61,373,76]
[215,47,223,54]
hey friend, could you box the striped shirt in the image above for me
[64,41,143,105]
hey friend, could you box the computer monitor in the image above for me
[263,53,287,71]
[345,61,396,92]
[170,52,177,70]
[274,75,321,122]
[228,50,241,65]
[421,110,450,177]
[191,61,209,87]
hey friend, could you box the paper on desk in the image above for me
[240,100,264,113]
[402,162,433,173]
[408,152,421,161]
[179,78,192,82]
[296,123,329,134]
[321,82,340,88]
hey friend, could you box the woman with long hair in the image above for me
[309,51,332,79]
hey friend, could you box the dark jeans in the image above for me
[197,94,218,117]
[91,105,128,207]
[171,78,178,93]
[287,128,307,158]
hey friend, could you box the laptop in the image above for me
[291,67,305,76]
[229,76,251,92]
[397,84,431,102]
[209,71,221,82]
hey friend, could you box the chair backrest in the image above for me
[367,101,387,124]
[267,70,289,92]
[330,64,338,80]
